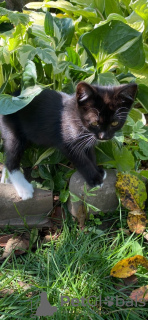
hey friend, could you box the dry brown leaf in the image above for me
[143,232,148,241]
[130,285,148,302]
[76,204,87,228]
[0,288,14,297]
[0,234,14,247]
[17,281,31,291]
[127,211,147,234]
[110,255,148,278]
[0,236,29,260]
[123,274,138,286]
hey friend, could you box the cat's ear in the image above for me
[76,82,95,103]
[117,83,138,104]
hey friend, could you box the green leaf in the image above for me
[105,0,123,16]
[43,1,100,24]
[38,166,51,180]
[54,17,74,49]
[22,60,37,90]
[0,8,30,26]
[70,192,81,202]
[129,108,143,123]
[138,140,148,157]
[17,45,36,68]
[36,47,57,67]
[71,0,105,13]
[86,203,100,212]
[66,47,81,66]
[33,148,55,166]
[81,20,145,69]
[25,2,43,9]
[130,0,148,26]
[60,189,69,203]
[137,84,148,112]
[97,72,119,86]
[44,11,54,37]
[0,152,4,163]
[140,170,148,180]
[0,85,43,115]
[54,171,66,191]
[30,228,38,245]
[112,144,135,172]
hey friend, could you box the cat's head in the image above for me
[76,81,137,141]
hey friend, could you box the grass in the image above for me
[0,210,148,320]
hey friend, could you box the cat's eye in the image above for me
[111,121,119,127]
[91,121,98,126]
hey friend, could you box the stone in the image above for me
[68,169,118,226]
[0,183,53,227]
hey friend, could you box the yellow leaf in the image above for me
[127,211,147,233]
[116,173,147,211]
[110,255,148,278]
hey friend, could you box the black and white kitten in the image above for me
[0,81,137,200]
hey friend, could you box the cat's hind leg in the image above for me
[3,129,34,200]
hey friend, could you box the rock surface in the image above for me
[68,169,118,226]
[0,183,53,227]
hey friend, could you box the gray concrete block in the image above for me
[0,183,53,226]
[68,169,118,226]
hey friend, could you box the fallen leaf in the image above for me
[116,173,147,211]
[17,281,31,291]
[123,274,138,286]
[0,289,14,297]
[130,285,148,302]
[0,234,14,247]
[76,204,87,228]
[143,232,148,241]
[43,233,61,242]
[0,236,29,260]
[127,212,147,233]
[110,255,148,278]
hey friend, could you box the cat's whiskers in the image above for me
[68,132,96,158]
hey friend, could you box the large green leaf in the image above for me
[0,8,30,26]
[97,72,119,85]
[112,144,135,172]
[22,60,37,90]
[0,85,43,115]
[44,11,54,37]
[137,84,148,112]
[81,20,145,69]
[17,45,57,69]
[36,47,57,67]
[105,0,123,16]
[17,45,36,68]
[42,1,101,24]
[130,0,148,27]
[54,17,74,49]
[34,148,55,166]
[96,140,135,171]
[70,0,105,13]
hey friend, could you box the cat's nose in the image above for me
[98,132,105,140]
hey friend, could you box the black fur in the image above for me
[0,81,137,187]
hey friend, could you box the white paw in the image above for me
[17,183,34,200]
[9,170,34,200]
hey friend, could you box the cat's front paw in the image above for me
[88,169,107,188]
[97,167,107,181]
[17,183,34,200]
